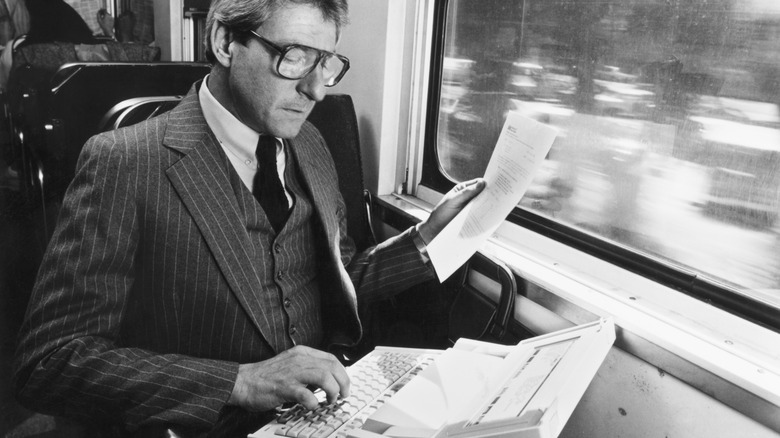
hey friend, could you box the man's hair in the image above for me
[204,0,349,64]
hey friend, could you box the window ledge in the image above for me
[381,192,780,432]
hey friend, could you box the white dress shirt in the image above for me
[199,75,292,206]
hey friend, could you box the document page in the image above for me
[363,348,509,434]
[427,112,558,281]
[468,339,574,426]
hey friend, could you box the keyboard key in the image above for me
[286,422,307,437]
[312,426,336,438]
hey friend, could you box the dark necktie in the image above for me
[253,135,289,233]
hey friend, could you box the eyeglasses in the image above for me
[248,31,350,87]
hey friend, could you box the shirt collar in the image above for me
[199,75,278,167]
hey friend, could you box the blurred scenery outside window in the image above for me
[435,0,780,308]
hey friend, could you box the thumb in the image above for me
[449,178,486,206]
[419,178,486,242]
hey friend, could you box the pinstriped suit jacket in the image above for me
[13,84,434,433]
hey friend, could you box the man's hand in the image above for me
[228,346,350,412]
[418,178,486,244]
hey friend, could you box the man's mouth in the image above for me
[284,101,314,114]
[284,107,310,115]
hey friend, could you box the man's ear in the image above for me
[211,22,233,67]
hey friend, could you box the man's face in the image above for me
[227,4,338,138]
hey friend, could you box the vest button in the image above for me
[289,325,297,336]
[283,298,292,308]
[277,271,284,280]
[274,244,282,254]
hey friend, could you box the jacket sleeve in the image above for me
[344,223,436,304]
[295,120,436,305]
[12,133,238,432]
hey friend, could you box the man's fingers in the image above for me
[289,384,321,410]
[298,369,345,406]
[330,363,350,400]
[286,347,350,405]
[453,178,482,191]
[295,347,350,396]
[228,346,351,412]
[418,178,486,243]
[284,363,349,409]
[449,178,486,206]
[454,178,485,193]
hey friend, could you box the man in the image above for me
[13,0,485,435]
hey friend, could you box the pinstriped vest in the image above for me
[228,144,323,352]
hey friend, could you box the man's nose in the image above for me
[297,66,328,102]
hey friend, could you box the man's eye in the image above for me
[283,48,310,66]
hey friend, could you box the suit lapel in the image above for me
[162,86,284,353]
[289,139,339,251]
[289,128,360,324]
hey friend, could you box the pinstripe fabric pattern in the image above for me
[231,147,325,351]
[272,153,323,348]
[13,84,435,433]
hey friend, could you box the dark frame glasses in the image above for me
[248,30,350,87]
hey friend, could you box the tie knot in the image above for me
[256,135,277,161]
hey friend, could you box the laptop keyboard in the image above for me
[250,347,438,438]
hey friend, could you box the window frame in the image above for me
[417,0,780,332]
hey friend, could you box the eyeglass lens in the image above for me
[278,46,347,86]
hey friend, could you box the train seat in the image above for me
[7,62,210,238]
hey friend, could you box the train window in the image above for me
[420,0,780,328]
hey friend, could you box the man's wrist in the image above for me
[228,364,247,406]
[411,224,430,264]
